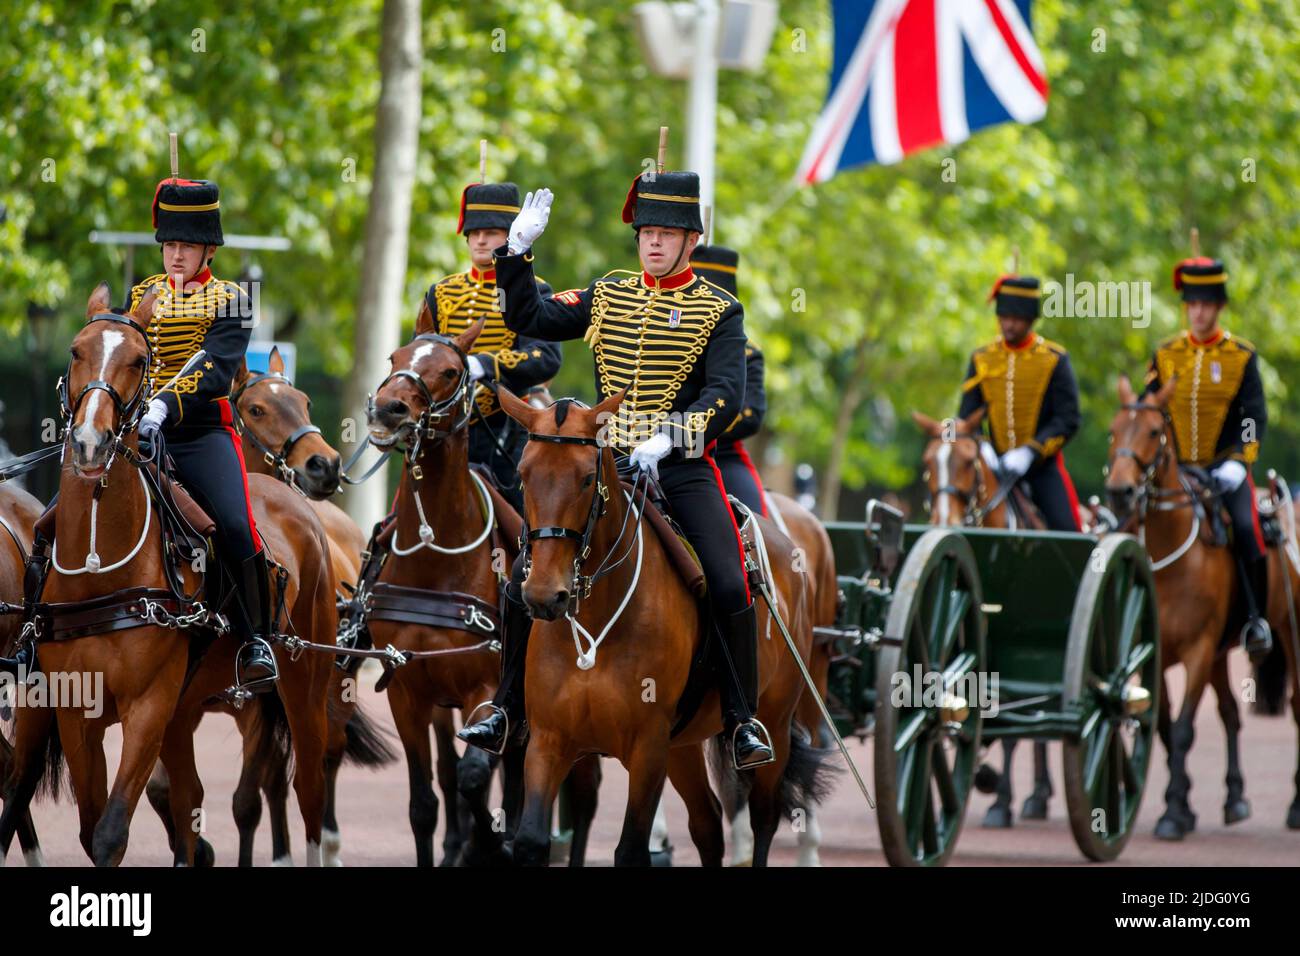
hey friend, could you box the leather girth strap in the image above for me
[33,587,193,643]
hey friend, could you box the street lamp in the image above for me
[632,0,778,234]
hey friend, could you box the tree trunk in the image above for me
[340,0,423,530]
[820,336,872,520]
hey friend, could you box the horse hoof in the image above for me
[982,804,1013,829]
[1154,814,1191,841]
[974,764,1000,794]
[1223,799,1251,826]
[650,847,674,868]
[439,846,463,867]
[1287,802,1300,830]
[194,838,215,868]
[1021,795,1049,820]
[458,840,513,868]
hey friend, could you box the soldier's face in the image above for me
[638,227,698,277]
[467,228,508,268]
[998,314,1032,345]
[162,241,212,285]
[1185,299,1223,339]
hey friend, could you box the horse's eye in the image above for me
[582,473,595,488]
[1149,428,1160,438]
[134,357,147,369]
[69,347,80,360]
[443,368,459,380]
[249,405,264,418]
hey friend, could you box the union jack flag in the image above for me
[796,0,1049,182]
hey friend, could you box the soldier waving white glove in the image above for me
[507,188,553,256]
[999,445,1035,479]
[630,433,673,480]
[1211,459,1247,492]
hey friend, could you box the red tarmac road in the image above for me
[8,651,1298,866]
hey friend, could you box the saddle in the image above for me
[1178,466,1230,549]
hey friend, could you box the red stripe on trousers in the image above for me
[894,0,945,155]
[732,441,769,518]
[1246,472,1266,554]
[1055,452,1083,532]
[704,443,752,605]
[217,398,264,551]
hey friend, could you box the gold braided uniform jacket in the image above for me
[1144,330,1265,467]
[957,333,1081,461]
[424,265,561,419]
[128,269,252,429]
[494,250,746,457]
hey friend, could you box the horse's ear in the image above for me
[1117,374,1136,406]
[86,282,112,318]
[498,385,539,431]
[961,405,986,433]
[911,410,941,437]
[594,385,629,420]
[456,318,486,354]
[268,345,285,375]
[1153,374,1178,408]
[415,297,435,335]
[132,288,159,327]
[233,356,250,392]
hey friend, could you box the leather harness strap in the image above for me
[367,582,500,636]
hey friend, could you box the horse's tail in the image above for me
[776,724,839,820]
[252,690,294,787]
[340,699,397,768]
[20,711,67,803]
[1251,636,1289,715]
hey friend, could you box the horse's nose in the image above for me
[1107,484,1136,515]
[304,453,337,480]
[526,588,569,621]
[379,399,409,423]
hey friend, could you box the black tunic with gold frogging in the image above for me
[495,250,746,458]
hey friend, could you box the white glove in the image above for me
[630,433,673,479]
[507,188,553,256]
[999,446,1035,478]
[138,398,168,439]
[466,355,488,381]
[979,441,1000,473]
[1212,459,1247,492]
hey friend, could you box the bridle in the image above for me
[230,370,322,494]
[57,313,153,443]
[342,332,475,485]
[926,433,995,527]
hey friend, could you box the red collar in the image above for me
[1188,328,1224,347]
[641,265,695,291]
[469,265,496,283]
[1002,331,1037,352]
[167,267,212,292]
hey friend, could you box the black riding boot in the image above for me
[457,582,530,755]
[234,549,278,693]
[716,603,774,770]
[3,530,52,679]
[1240,555,1273,662]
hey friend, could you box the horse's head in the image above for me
[499,384,627,621]
[367,300,483,447]
[912,407,988,526]
[1105,374,1176,522]
[64,283,155,479]
[232,346,341,499]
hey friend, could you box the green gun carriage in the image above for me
[819,502,1161,866]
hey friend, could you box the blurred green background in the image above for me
[2,0,1298,515]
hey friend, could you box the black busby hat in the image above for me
[457,182,522,236]
[1173,257,1228,303]
[690,245,740,296]
[988,274,1041,320]
[152,178,224,246]
[621,171,703,233]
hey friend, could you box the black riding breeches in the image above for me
[164,410,263,565]
[468,414,526,514]
[1223,471,1266,562]
[1022,453,1082,532]
[657,454,752,616]
[714,441,768,518]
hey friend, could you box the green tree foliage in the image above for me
[3,0,1298,514]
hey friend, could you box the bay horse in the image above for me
[912,408,1053,828]
[363,305,523,866]
[1105,375,1245,840]
[144,346,395,866]
[1258,482,1300,829]
[0,482,46,865]
[497,386,834,867]
[0,284,332,866]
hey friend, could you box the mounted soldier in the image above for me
[13,175,277,692]
[690,244,768,517]
[423,176,562,511]
[1143,254,1272,660]
[957,273,1083,532]
[456,167,775,770]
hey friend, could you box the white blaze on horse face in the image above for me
[936,441,952,525]
[73,328,126,461]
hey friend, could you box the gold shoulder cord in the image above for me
[584,269,644,349]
